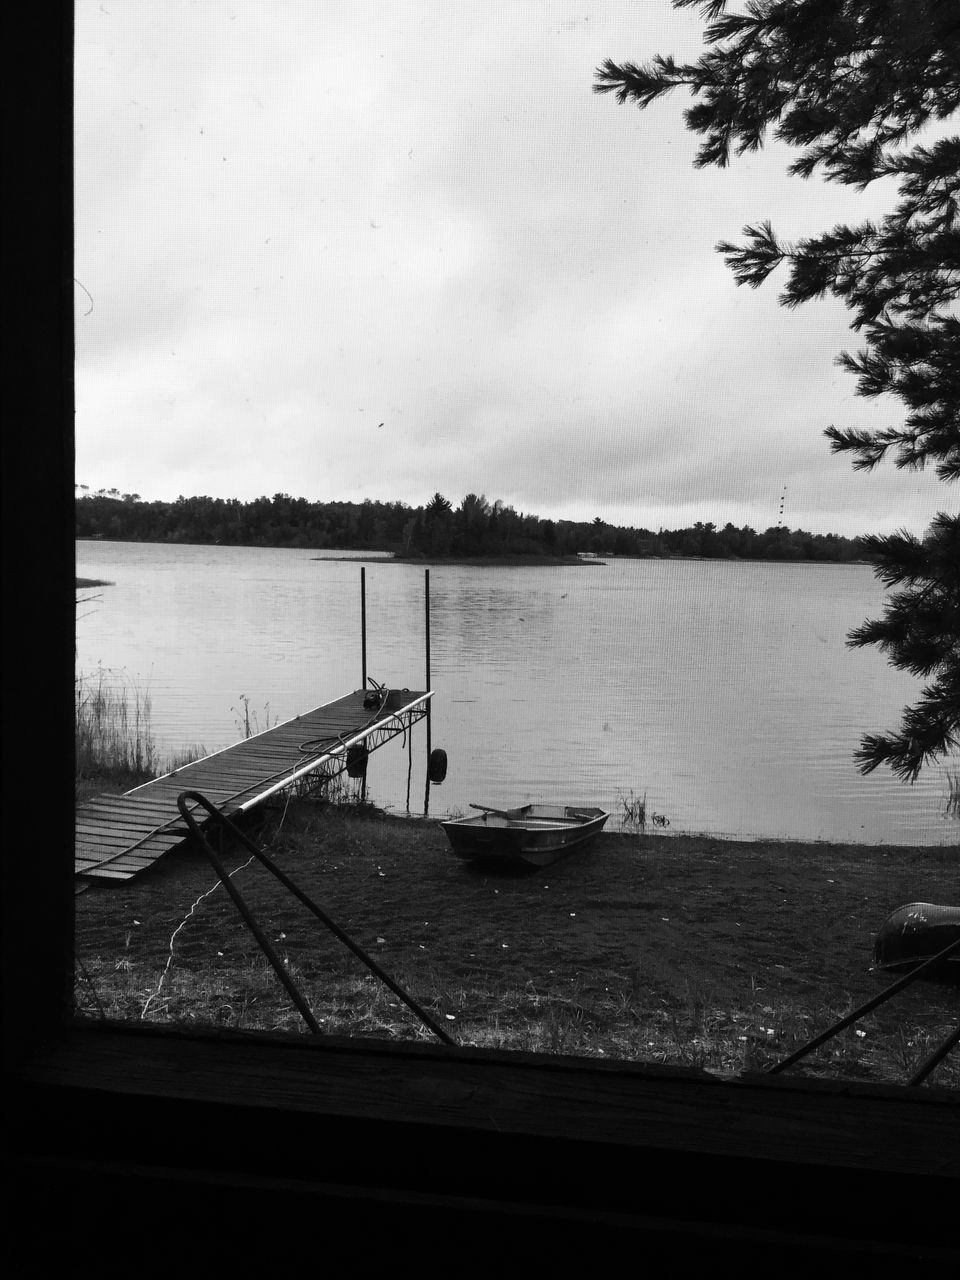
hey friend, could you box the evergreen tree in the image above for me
[595,0,960,781]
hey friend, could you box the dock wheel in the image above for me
[428,747,447,783]
[346,745,369,778]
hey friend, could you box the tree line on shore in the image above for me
[75,488,866,562]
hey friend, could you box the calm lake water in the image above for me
[75,540,958,846]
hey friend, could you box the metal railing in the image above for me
[176,789,456,1045]
[767,935,960,1086]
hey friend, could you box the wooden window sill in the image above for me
[10,1020,959,1258]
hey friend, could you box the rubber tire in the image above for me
[428,747,448,784]
[346,745,369,778]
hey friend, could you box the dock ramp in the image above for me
[75,687,431,886]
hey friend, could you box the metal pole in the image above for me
[406,725,413,814]
[423,568,431,816]
[360,565,367,690]
[908,1022,960,1086]
[176,791,456,1044]
[768,932,960,1075]
[360,564,368,800]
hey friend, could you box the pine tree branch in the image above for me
[596,1,960,783]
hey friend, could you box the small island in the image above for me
[355,554,606,566]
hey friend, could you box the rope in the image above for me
[297,678,388,755]
[140,790,293,1022]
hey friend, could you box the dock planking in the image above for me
[75,688,431,885]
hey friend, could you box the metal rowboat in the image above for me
[440,803,609,868]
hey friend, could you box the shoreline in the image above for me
[75,538,869,567]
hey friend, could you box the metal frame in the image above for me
[768,932,960,1086]
[175,789,455,1045]
[235,692,432,811]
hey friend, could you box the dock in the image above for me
[75,687,432,886]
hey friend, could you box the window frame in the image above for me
[5,6,957,1259]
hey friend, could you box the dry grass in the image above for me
[76,665,158,783]
[74,667,209,803]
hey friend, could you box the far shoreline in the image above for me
[76,537,871,567]
[315,554,607,566]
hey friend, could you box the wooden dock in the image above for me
[75,688,432,886]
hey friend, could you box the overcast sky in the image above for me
[75,1,953,537]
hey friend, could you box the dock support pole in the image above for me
[360,566,367,690]
[424,568,431,816]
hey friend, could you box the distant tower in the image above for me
[776,486,787,529]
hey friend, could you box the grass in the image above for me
[74,799,960,1089]
[617,788,670,832]
[76,665,159,784]
[231,693,279,740]
[75,666,207,801]
[945,770,960,821]
[164,744,209,773]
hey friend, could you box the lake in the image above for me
[75,540,958,846]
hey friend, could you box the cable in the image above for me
[140,790,294,1022]
[297,678,389,755]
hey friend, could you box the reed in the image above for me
[163,744,209,773]
[943,770,960,821]
[617,788,670,832]
[75,665,159,783]
[231,693,278,740]
[618,788,647,830]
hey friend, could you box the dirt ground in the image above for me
[74,798,960,1087]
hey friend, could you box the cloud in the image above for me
[74,1,951,538]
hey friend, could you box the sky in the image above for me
[74,1,955,538]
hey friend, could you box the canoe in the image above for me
[440,803,609,868]
[873,902,960,985]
